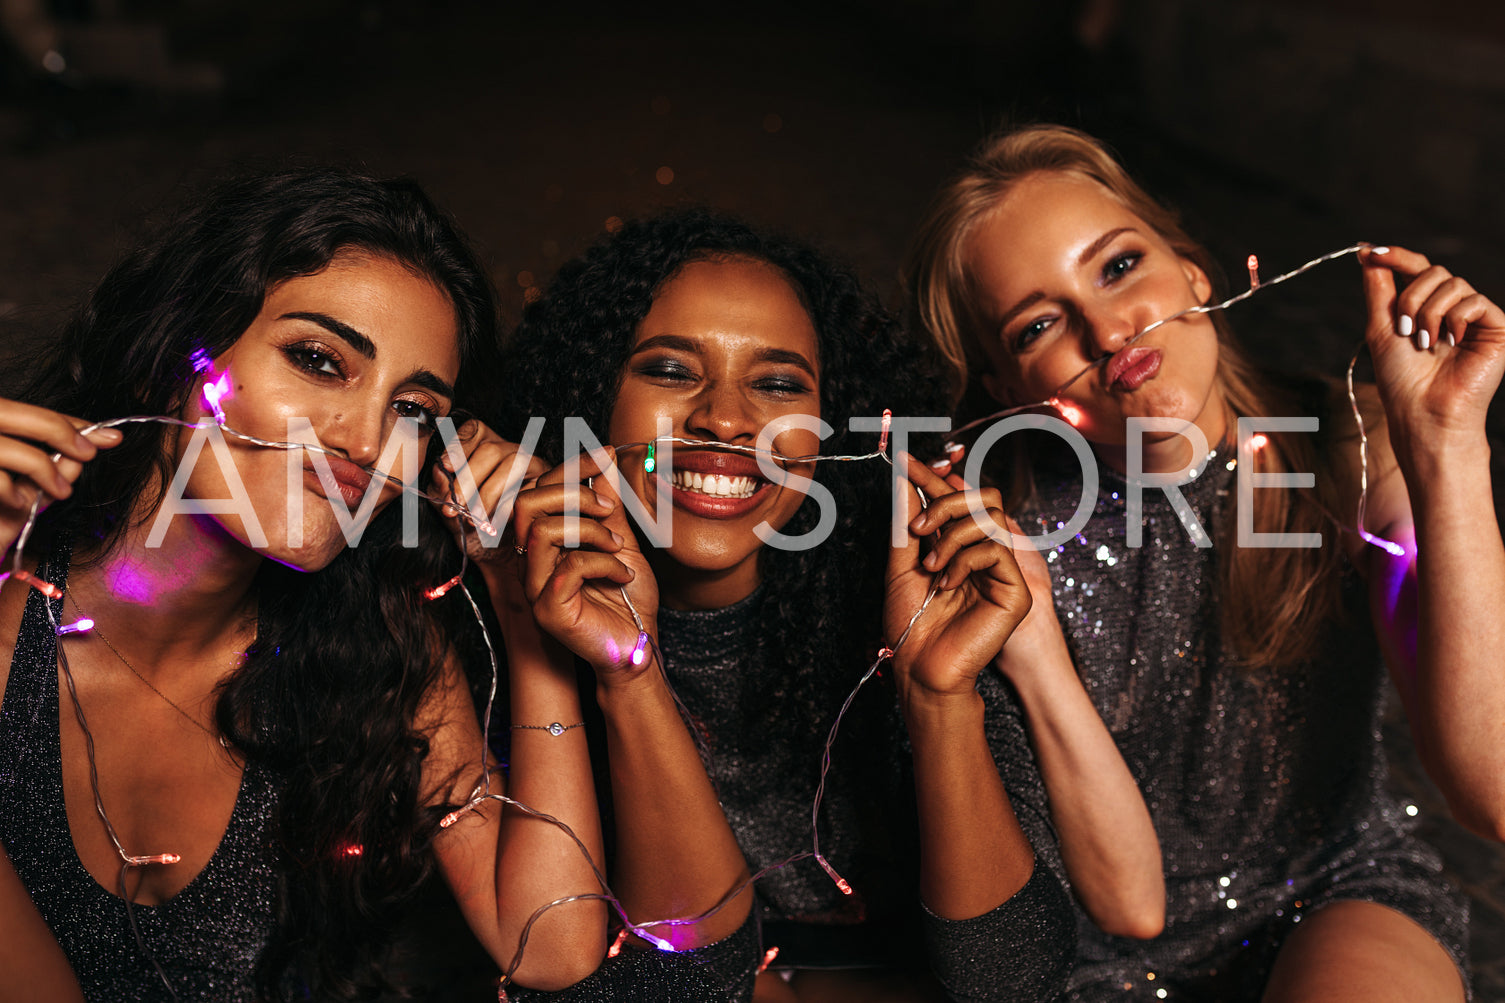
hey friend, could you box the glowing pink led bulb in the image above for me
[55,617,94,636]
[424,574,463,600]
[757,946,781,973]
[878,408,892,456]
[202,371,232,424]
[815,852,853,895]
[629,631,649,667]
[1247,254,1261,290]
[607,929,630,958]
[1049,398,1085,427]
[1249,433,1269,451]
[3,570,62,598]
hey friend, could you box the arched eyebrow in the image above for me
[756,347,817,379]
[281,311,377,358]
[281,310,454,400]
[993,227,1140,335]
[1078,227,1136,267]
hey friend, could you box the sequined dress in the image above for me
[0,548,280,1001]
[1022,451,1468,1000]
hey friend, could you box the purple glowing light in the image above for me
[202,370,233,423]
[55,617,94,636]
[630,631,649,666]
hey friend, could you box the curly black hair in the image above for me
[498,207,949,703]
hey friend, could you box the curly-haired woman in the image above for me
[496,208,1094,1002]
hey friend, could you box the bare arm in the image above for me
[425,422,608,990]
[1355,244,1505,840]
[888,456,1037,918]
[930,453,1164,937]
[516,450,752,950]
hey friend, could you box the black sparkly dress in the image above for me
[0,548,281,1001]
[1021,451,1469,1001]
[656,590,1073,1000]
[513,588,1076,1002]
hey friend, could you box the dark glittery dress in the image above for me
[512,588,1076,1002]
[657,589,1074,1001]
[0,548,280,1001]
[1021,450,1469,1001]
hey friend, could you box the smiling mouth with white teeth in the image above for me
[670,470,759,499]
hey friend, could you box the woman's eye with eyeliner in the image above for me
[638,359,697,382]
[1103,252,1141,283]
[393,400,437,427]
[1015,317,1053,350]
[285,345,343,378]
[754,374,810,396]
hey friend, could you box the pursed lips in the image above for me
[1104,345,1162,391]
[306,454,376,508]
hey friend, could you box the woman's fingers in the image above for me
[535,551,636,627]
[511,482,617,547]
[0,400,122,462]
[1396,267,1463,350]
[0,439,71,499]
[1442,294,1505,348]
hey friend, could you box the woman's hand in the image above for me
[512,449,659,677]
[1360,245,1505,452]
[885,453,1032,703]
[0,399,122,560]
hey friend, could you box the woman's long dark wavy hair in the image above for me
[16,167,503,999]
[499,208,949,715]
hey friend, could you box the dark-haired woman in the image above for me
[908,124,1505,1000]
[497,208,1087,1002]
[0,169,609,999]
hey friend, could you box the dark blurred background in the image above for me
[1,0,1502,997]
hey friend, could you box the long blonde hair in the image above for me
[905,125,1346,669]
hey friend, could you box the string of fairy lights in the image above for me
[0,243,1416,996]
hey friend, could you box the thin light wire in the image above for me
[49,588,183,1000]
[2,413,497,594]
[946,243,1370,442]
[4,243,1407,985]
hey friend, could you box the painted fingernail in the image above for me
[929,459,951,473]
[1447,330,1457,348]
[945,442,964,456]
[1418,329,1431,351]
[1397,314,1413,337]
[1372,246,1391,254]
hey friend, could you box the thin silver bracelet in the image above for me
[510,722,585,737]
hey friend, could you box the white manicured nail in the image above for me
[929,459,951,472]
[1372,246,1391,254]
[1418,329,1431,351]
[1397,314,1413,337]
[1447,331,1457,348]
